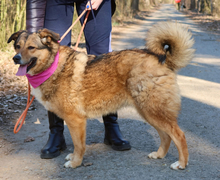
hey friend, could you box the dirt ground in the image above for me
[0,3,220,180]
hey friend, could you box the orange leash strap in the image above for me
[74,10,90,50]
[60,9,89,43]
[14,8,90,134]
[14,83,35,134]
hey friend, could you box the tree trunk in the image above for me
[15,0,21,31]
[0,0,7,49]
[131,0,139,13]
[191,0,196,9]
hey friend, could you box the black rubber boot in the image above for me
[103,113,131,151]
[41,111,67,159]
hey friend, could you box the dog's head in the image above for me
[8,29,60,76]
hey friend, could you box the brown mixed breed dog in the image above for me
[8,21,195,170]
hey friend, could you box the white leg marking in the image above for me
[65,153,73,161]
[64,161,72,168]
[148,152,159,159]
[170,161,188,170]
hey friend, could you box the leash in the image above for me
[14,83,35,133]
[14,7,91,134]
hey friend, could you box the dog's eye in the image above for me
[16,45,20,49]
[28,46,35,50]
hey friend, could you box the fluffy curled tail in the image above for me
[146,21,195,71]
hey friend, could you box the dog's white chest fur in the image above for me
[31,86,51,111]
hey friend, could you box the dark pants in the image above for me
[177,3,181,11]
[44,0,112,55]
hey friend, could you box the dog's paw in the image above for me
[148,152,159,159]
[64,161,73,168]
[64,160,82,168]
[64,153,83,168]
[170,161,188,170]
[65,153,74,161]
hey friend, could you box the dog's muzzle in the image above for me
[13,54,22,64]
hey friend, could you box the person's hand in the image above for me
[86,0,103,10]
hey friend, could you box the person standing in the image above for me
[175,0,182,11]
[26,0,131,159]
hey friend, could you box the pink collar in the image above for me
[26,51,59,88]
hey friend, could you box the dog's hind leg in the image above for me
[167,124,189,170]
[148,128,171,159]
[63,115,86,168]
[136,106,188,170]
[146,116,188,170]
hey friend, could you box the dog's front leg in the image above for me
[63,115,86,168]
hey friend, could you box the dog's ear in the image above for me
[38,28,60,45]
[7,30,27,43]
